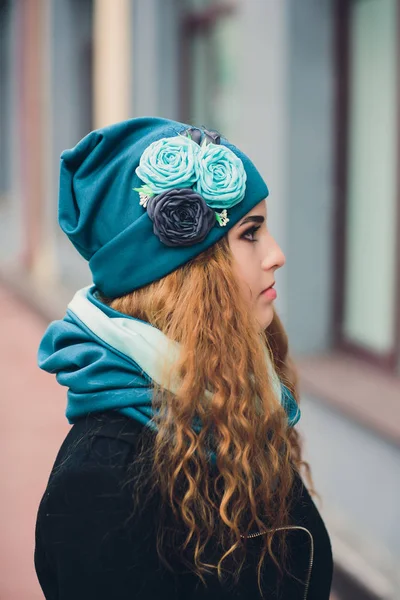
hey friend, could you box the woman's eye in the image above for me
[242,225,261,242]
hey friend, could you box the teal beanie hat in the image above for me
[59,116,269,298]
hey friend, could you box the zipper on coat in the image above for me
[240,525,314,600]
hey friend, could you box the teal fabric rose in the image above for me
[135,135,200,194]
[194,143,247,209]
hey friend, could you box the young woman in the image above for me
[35,117,333,599]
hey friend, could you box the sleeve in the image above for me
[35,440,181,600]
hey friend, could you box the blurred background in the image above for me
[0,0,399,598]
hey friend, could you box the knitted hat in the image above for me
[59,116,269,298]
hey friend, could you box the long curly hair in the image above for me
[101,236,315,597]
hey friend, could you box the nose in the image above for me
[261,234,286,271]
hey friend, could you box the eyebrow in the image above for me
[238,215,265,227]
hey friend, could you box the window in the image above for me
[180,0,238,138]
[336,0,400,369]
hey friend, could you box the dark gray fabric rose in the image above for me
[180,126,221,146]
[146,188,216,247]
[181,127,202,145]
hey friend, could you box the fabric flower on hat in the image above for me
[134,127,249,247]
[194,143,247,209]
[135,135,200,194]
[146,188,215,247]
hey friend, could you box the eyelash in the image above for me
[242,225,261,242]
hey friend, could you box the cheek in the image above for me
[228,234,263,304]
[230,256,245,290]
[233,261,258,304]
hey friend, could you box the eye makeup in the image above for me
[241,225,261,242]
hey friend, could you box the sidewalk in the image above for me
[0,284,70,599]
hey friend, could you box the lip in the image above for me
[261,283,277,300]
[261,282,275,295]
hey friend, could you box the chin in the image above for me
[258,307,274,330]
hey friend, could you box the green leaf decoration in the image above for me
[215,212,222,225]
[133,185,155,197]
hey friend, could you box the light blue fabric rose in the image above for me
[135,135,200,194]
[194,143,247,209]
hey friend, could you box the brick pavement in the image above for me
[0,282,341,600]
[0,284,70,599]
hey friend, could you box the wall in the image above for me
[299,395,400,595]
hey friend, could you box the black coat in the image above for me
[35,412,333,599]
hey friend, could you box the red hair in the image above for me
[101,236,315,597]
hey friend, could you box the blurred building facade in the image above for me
[1,0,399,597]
